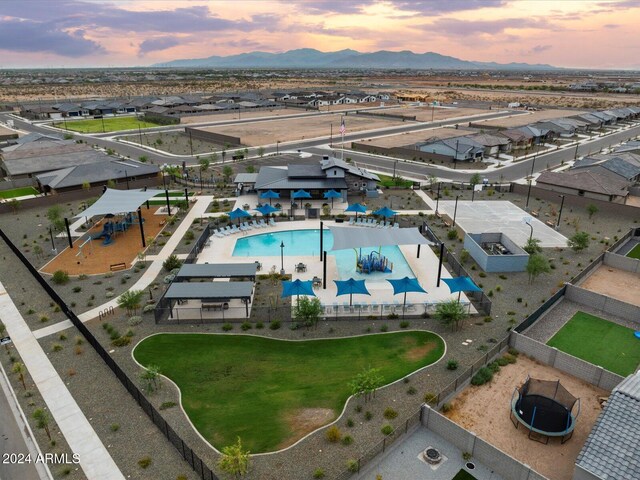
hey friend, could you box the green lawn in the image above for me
[453,470,478,480]
[626,243,640,260]
[60,117,161,133]
[0,186,38,199]
[377,174,414,188]
[547,311,640,376]
[133,331,445,452]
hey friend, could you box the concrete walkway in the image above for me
[0,281,124,480]
[32,195,219,339]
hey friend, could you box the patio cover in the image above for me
[328,226,431,251]
[74,188,164,218]
[175,263,258,281]
[165,282,253,300]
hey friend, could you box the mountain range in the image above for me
[152,48,557,70]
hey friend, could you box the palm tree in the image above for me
[217,437,250,479]
[33,409,51,440]
[117,290,144,316]
[435,299,468,331]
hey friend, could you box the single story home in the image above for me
[417,137,484,162]
[535,170,630,203]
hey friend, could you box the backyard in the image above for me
[547,311,640,376]
[0,186,38,199]
[60,117,161,133]
[133,331,445,453]
[626,243,640,260]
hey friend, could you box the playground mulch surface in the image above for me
[445,356,606,480]
[580,265,640,306]
[40,207,165,276]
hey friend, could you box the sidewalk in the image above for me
[0,281,125,480]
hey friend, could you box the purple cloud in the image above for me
[426,17,555,37]
[531,45,552,53]
[390,0,508,14]
[295,1,376,14]
[139,37,181,56]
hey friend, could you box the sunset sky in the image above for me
[1,0,639,69]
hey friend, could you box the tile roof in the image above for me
[576,373,640,480]
[36,159,159,189]
[536,170,629,196]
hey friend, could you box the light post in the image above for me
[525,147,538,211]
[276,140,280,155]
[525,218,533,242]
[124,169,130,190]
[452,195,460,228]
[280,241,285,275]
[435,182,441,215]
[556,195,565,229]
[392,159,398,179]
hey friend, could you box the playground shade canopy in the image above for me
[74,188,164,218]
[174,263,258,281]
[164,282,253,301]
[328,226,430,251]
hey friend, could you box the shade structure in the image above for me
[373,206,398,218]
[334,278,371,306]
[255,204,279,216]
[292,189,311,199]
[323,189,342,208]
[74,188,164,218]
[281,279,315,300]
[329,226,431,252]
[345,202,367,219]
[260,190,280,205]
[386,277,427,309]
[442,276,481,302]
[229,208,251,220]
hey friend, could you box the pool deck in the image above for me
[198,219,472,313]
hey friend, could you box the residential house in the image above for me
[497,128,534,150]
[591,111,617,125]
[467,133,512,157]
[515,125,556,144]
[535,170,630,203]
[573,113,604,129]
[417,137,484,162]
[572,153,640,183]
[613,140,640,155]
[534,120,576,138]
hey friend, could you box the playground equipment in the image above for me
[91,221,114,245]
[510,376,580,444]
[355,249,393,274]
[75,237,93,258]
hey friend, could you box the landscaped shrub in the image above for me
[346,418,354,427]
[503,353,517,364]
[424,392,437,404]
[222,323,233,332]
[255,321,264,329]
[364,411,373,421]
[313,468,325,479]
[383,408,398,420]
[110,424,119,432]
[138,456,152,469]
[111,336,131,347]
[447,229,458,240]
[442,403,452,413]
[52,270,70,285]
[162,254,182,272]
[160,401,177,410]
[326,425,341,443]
[379,324,388,332]
[407,386,417,395]
[471,367,493,386]
[240,321,252,331]
[52,343,63,352]
[142,304,155,313]
[341,435,354,445]
[39,314,49,323]
[487,361,500,373]
[128,316,143,326]
[446,359,459,370]
[346,460,359,473]
[354,405,362,413]
[72,286,82,293]
[497,357,509,367]
[381,425,393,436]
[399,321,409,329]
[269,320,281,330]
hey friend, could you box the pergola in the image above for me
[174,263,258,282]
[164,282,254,317]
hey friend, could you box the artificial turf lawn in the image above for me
[547,311,640,376]
[626,243,640,260]
[61,117,161,133]
[133,331,445,452]
[452,469,478,480]
[0,186,38,199]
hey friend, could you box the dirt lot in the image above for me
[445,355,607,480]
[361,127,464,148]
[471,109,588,129]
[180,107,313,125]
[373,105,488,122]
[193,112,404,146]
[580,265,640,306]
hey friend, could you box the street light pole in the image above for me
[392,160,397,179]
[452,195,460,228]
[556,195,566,229]
[276,141,280,155]
[525,146,539,211]
[526,221,533,242]
[435,182,441,215]
[280,241,285,275]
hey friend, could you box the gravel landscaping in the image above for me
[121,131,223,156]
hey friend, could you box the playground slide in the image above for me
[102,233,113,246]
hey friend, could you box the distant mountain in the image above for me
[152,48,558,70]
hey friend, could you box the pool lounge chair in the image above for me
[368,219,376,227]
[230,225,240,234]
[214,229,225,238]
[392,222,400,229]
[257,219,267,228]
[269,218,277,227]
[348,217,355,225]
[249,221,259,229]
[242,222,253,230]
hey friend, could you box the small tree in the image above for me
[46,205,62,224]
[33,409,51,440]
[139,155,148,163]
[526,253,551,284]
[82,181,91,191]
[435,299,468,331]
[257,146,265,157]
[348,366,384,403]
[294,297,323,330]
[163,254,182,272]
[140,364,161,393]
[199,157,210,176]
[217,437,250,479]
[469,173,481,188]
[523,237,543,255]
[222,165,233,182]
[117,290,144,316]
[567,231,590,252]
[586,204,598,219]
[12,362,27,390]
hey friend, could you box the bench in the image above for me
[443,220,451,228]
[545,220,555,228]
[531,210,539,217]
[110,262,127,272]
[202,302,229,311]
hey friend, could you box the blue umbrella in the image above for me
[281,279,316,301]
[323,189,342,208]
[442,276,481,302]
[255,204,279,216]
[292,189,311,199]
[373,206,398,218]
[334,278,370,306]
[229,207,251,225]
[260,190,280,205]
[387,277,427,309]
[345,202,367,220]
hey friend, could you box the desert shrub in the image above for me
[346,418,354,427]
[507,347,519,357]
[379,324,388,332]
[39,314,49,323]
[446,359,459,370]
[128,316,143,326]
[383,408,398,419]
[407,386,417,395]
[52,270,70,285]
[72,286,82,293]
[222,323,233,332]
[497,357,509,366]
[269,320,281,330]
[346,460,359,473]
[442,403,453,413]
[447,229,458,240]
[52,343,63,352]
[487,361,501,373]
[240,321,252,331]
[326,425,341,443]
[143,304,155,313]
[381,425,393,436]
[110,423,120,432]
[160,401,177,410]
[313,469,325,479]
[364,411,373,421]
[111,336,131,347]
[354,405,362,413]
[471,367,493,386]
[399,321,409,329]
[255,321,264,329]
[503,353,517,364]
[341,435,354,445]
[138,457,152,469]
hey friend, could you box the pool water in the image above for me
[232,229,415,281]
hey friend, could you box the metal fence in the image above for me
[0,227,219,480]
[185,223,212,265]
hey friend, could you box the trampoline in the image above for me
[510,376,580,444]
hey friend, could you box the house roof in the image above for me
[536,170,629,196]
[36,159,159,189]
[175,263,258,280]
[320,157,379,181]
[573,153,640,180]
[254,166,347,191]
[497,129,532,142]
[288,164,325,178]
[2,141,89,159]
[233,173,259,184]
[468,133,510,147]
[576,373,640,480]
[164,281,253,301]
[573,113,603,125]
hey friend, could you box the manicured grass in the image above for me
[452,469,478,480]
[547,311,640,376]
[377,173,414,188]
[626,243,640,260]
[61,117,161,133]
[0,187,38,199]
[133,331,445,452]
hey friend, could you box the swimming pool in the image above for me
[232,229,415,281]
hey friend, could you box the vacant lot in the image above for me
[375,105,487,122]
[62,117,161,133]
[580,265,640,306]
[133,331,445,453]
[471,109,588,129]
[547,311,640,376]
[361,126,463,149]
[193,112,404,146]
[446,355,606,480]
